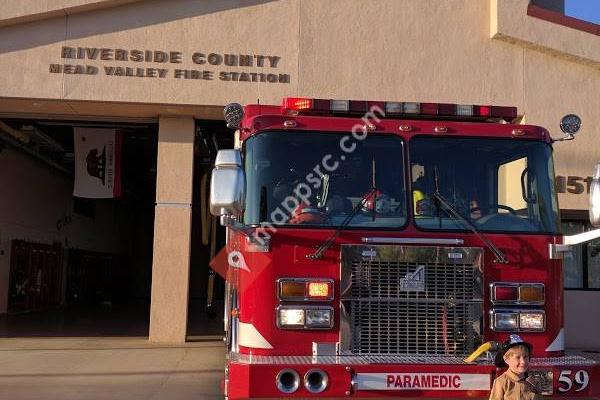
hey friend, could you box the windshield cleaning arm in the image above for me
[432,191,508,264]
[307,187,377,260]
[308,159,379,260]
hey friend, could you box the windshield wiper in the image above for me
[308,159,379,260]
[432,168,508,264]
[370,158,377,222]
[306,187,377,260]
[317,174,330,208]
[259,186,268,221]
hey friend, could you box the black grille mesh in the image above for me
[349,260,478,356]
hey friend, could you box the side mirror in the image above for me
[590,163,600,227]
[210,149,245,218]
[224,103,244,129]
[554,114,582,142]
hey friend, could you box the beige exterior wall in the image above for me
[0,0,299,107]
[1,0,599,343]
[565,291,600,349]
[0,146,121,313]
[148,116,195,343]
[0,0,597,208]
[492,0,600,68]
[0,0,142,28]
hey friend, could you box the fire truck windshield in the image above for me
[243,131,407,228]
[410,136,560,233]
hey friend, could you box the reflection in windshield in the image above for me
[410,137,559,233]
[244,131,406,227]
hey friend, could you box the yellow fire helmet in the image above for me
[413,190,426,214]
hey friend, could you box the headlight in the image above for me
[491,309,545,332]
[492,311,519,331]
[278,308,305,328]
[519,311,545,331]
[306,309,333,328]
[277,306,333,329]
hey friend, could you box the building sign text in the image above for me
[556,175,594,195]
[49,46,291,84]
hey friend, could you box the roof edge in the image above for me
[0,0,143,28]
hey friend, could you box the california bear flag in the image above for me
[73,128,122,198]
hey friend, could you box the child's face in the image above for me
[504,350,530,376]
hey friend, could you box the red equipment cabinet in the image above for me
[8,240,63,313]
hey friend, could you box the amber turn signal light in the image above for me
[519,285,545,303]
[491,282,544,305]
[280,281,306,298]
[278,279,334,301]
[307,282,331,298]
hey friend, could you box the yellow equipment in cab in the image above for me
[413,190,426,215]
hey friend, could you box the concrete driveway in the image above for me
[0,337,225,400]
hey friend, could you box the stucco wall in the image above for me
[0,0,600,347]
[492,0,600,68]
[0,0,597,210]
[0,147,121,313]
[0,0,142,28]
[0,0,599,340]
[565,290,600,349]
[297,1,522,105]
[0,0,299,105]
[149,116,195,343]
[522,48,600,210]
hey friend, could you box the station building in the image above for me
[0,0,598,347]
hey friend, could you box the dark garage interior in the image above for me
[0,118,231,338]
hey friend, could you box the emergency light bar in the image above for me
[281,97,517,121]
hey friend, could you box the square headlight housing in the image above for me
[491,310,519,331]
[490,309,545,332]
[278,307,305,328]
[277,306,333,330]
[305,309,333,328]
[519,311,546,331]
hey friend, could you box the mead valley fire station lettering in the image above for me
[49,46,291,83]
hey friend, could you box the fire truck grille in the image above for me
[340,245,484,357]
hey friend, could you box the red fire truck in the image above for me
[210,97,600,398]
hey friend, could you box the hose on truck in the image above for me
[463,341,499,364]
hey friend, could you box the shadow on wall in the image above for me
[0,0,277,54]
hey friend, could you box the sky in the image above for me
[565,0,600,25]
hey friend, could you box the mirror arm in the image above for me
[221,215,253,236]
[549,228,600,259]
[552,133,575,143]
[220,215,270,250]
[563,229,600,245]
[589,164,600,227]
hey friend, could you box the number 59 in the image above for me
[558,369,589,393]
